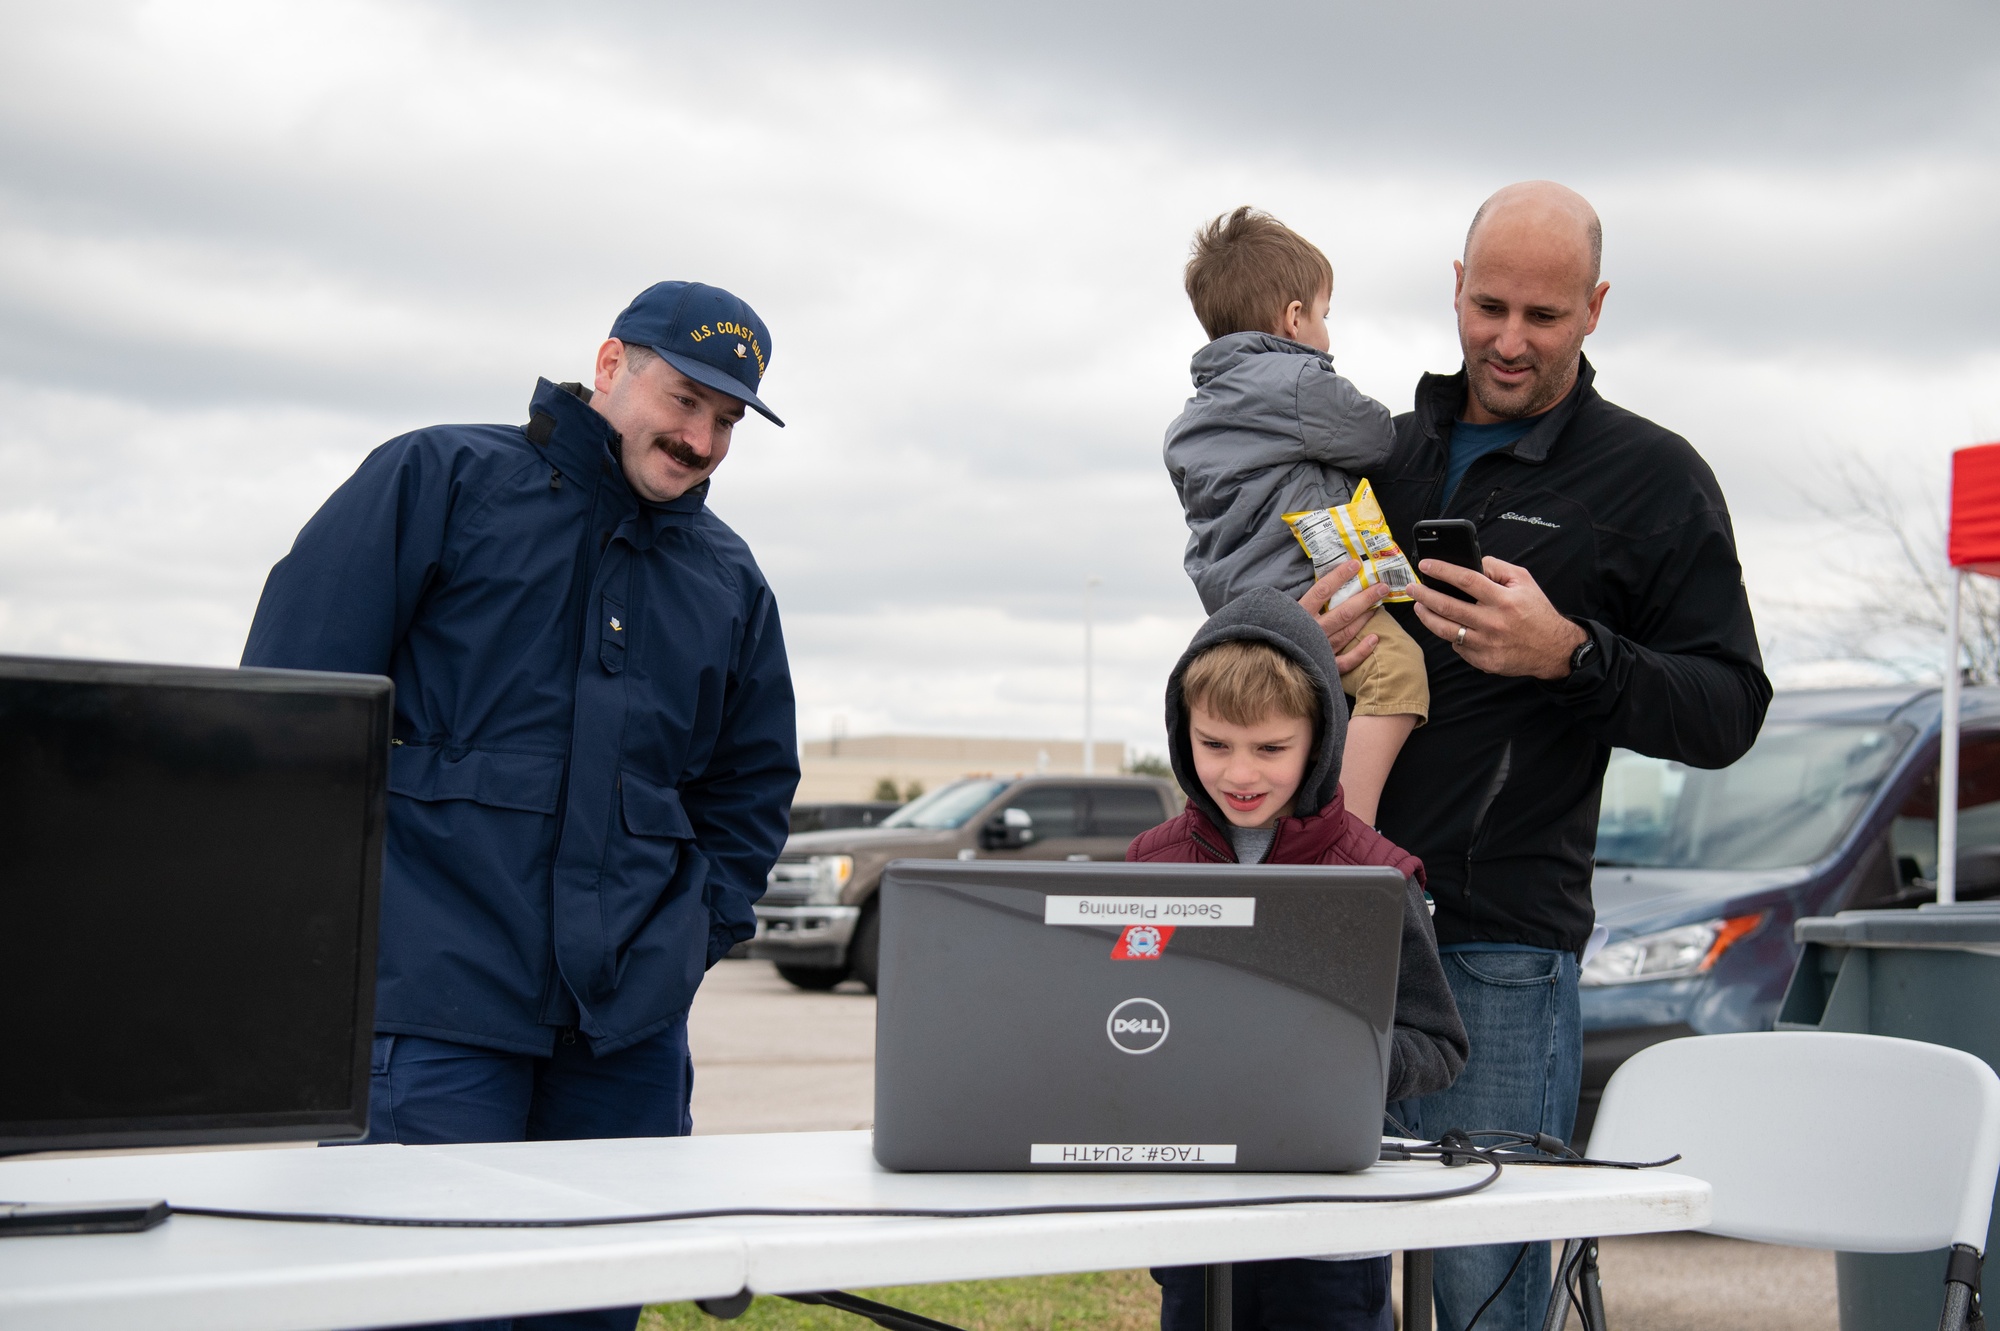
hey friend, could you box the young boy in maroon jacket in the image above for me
[1132,587,1467,1331]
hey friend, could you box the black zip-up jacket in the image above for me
[1373,356,1772,953]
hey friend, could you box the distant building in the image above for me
[797,734,1127,803]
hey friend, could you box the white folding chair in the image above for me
[1588,1031,2000,1331]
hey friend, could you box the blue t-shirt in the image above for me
[1444,417,1536,506]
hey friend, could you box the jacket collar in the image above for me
[1189,331,1331,388]
[1412,353,1598,466]
[523,378,711,522]
[1185,788,1352,864]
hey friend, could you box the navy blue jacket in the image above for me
[243,379,799,1055]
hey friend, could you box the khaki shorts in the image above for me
[1342,607,1429,721]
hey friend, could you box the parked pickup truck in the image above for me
[750,774,1181,991]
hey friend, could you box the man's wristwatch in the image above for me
[1569,629,1598,675]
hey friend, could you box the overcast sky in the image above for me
[2,0,1996,761]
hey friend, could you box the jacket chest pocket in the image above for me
[599,593,627,675]
[1476,498,1595,614]
[388,745,565,813]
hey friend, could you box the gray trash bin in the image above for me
[1777,901,2000,1330]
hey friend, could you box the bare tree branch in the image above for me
[1790,452,2000,684]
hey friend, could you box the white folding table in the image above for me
[0,1130,1708,1331]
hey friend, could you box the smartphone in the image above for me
[1413,519,1483,602]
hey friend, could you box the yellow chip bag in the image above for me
[1283,478,1419,607]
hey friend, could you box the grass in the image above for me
[640,1269,1161,1331]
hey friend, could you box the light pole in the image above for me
[1083,576,1101,775]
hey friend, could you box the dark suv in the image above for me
[1576,685,2000,1140]
[750,774,1181,991]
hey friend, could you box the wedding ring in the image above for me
[1456,626,1468,647]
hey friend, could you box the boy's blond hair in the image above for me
[1183,207,1335,342]
[1182,639,1318,728]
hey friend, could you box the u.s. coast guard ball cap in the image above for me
[609,281,783,427]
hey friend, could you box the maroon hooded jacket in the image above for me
[1129,785,1421,882]
[1131,587,1467,1103]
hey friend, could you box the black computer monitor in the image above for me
[0,656,390,1155]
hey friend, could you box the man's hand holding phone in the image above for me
[1410,554,1587,681]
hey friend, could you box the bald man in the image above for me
[1369,183,1771,1331]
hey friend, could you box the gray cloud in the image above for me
[0,0,1995,756]
[639,0,2000,165]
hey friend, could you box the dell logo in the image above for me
[1106,997,1170,1055]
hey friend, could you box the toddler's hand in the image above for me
[1298,560,1388,670]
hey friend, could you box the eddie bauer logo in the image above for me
[1500,511,1560,529]
[1107,997,1170,1054]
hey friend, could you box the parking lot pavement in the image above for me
[1594,1233,1835,1330]
[687,958,875,1134]
[689,959,1838,1328]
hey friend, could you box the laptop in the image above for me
[872,858,1407,1173]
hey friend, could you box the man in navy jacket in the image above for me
[244,281,798,1331]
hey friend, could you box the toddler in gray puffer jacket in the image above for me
[1163,207,1428,827]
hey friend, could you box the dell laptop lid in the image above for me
[873,859,1407,1173]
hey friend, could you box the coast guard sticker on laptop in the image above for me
[1110,924,1174,960]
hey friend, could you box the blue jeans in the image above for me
[1391,947,1580,1331]
[354,1020,693,1331]
[1154,1257,1393,1331]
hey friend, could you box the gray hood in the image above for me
[1165,587,1351,827]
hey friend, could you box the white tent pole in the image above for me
[1940,568,1963,905]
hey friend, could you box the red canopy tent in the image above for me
[1939,443,2000,902]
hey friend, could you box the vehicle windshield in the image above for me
[878,778,1009,830]
[1596,723,1912,871]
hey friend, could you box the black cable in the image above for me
[1538,1239,1580,1331]
[1562,1241,1589,1330]
[164,1154,1501,1228]
[1439,1128,1676,1171]
[1455,1129,1579,1160]
[1484,1150,1678,1170]
[30,1129,1673,1232]
[1464,1242,1529,1331]
[785,1290,969,1331]
[1377,1140,1676,1172]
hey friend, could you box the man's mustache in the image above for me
[652,435,710,471]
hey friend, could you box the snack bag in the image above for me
[1283,478,1419,608]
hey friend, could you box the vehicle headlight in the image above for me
[1579,913,1763,987]
[803,854,853,905]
